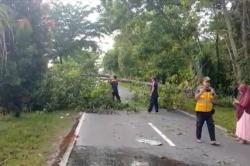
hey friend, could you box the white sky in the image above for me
[43,0,100,7]
[43,0,114,53]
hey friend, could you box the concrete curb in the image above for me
[59,112,86,166]
[177,109,228,133]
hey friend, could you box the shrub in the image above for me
[34,55,108,111]
[159,83,185,109]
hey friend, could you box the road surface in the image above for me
[118,86,135,102]
[67,86,250,166]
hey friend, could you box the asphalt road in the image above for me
[118,86,135,102]
[67,86,250,166]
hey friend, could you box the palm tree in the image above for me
[0,4,13,77]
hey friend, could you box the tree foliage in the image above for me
[101,0,250,93]
[1,0,250,115]
[0,0,50,116]
[0,1,103,115]
[49,1,103,64]
[35,52,106,111]
[101,0,197,83]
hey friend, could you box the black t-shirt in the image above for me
[151,82,158,97]
[111,80,118,92]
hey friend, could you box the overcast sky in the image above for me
[43,0,100,7]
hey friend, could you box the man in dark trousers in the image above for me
[148,77,159,113]
[110,75,121,102]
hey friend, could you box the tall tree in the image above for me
[101,0,198,83]
[0,0,50,115]
[49,1,102,64]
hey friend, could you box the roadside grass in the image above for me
[0,111,78,166]
[182,98,236,133]
[120,82,149,108]
[122,82,236,133]
[213,106,236,133]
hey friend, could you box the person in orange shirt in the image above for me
[195,76,219,145]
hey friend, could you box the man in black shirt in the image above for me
[110,75,121,102]
[148,77,159,113]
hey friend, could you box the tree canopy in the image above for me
[0,0,103,115]
[1,0,250,114]
[101,0,250,92]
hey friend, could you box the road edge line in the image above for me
[177,109,228,132]
[59,112,86,166]
[148,122,176,147]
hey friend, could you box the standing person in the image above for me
[110,75,121,102]
[195,76,219,145]
[233,83,239,99]
[148,77,159,113]
[233,84,250,144]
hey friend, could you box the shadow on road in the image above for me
[67,146,191,166]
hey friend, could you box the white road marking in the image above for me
[177,109,228,132]
[60,112,86,166]
[148,122,176,147]
[75,113,86,139]
[177,109,195,118]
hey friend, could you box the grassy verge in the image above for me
[122,82,236,133]
[0,111,78,166]
[180,97,236,133]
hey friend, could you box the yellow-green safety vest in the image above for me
[195,92,214,112]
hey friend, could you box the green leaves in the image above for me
[49,1,102,63]
[35,52,100,111]
[0,1,50,114]
[101,0,250,94]
[102,0,196,81]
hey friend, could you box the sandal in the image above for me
[239,140,247,144]
[196,139,202,143]
[210,141,220,146]
[234,137,241,141]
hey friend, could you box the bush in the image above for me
[214,96,233,107]
[159,83,186,109]
[124,81,188,110]
[34,55,113,111]
[34,55,137,112]
[125,83,149,108]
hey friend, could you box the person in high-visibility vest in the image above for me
[195,76,219,145]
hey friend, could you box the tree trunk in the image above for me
[225,37,237,80]
[222,0,241,82]
[59,55,63,64]
[215,32,220,72]
[242,0,248,59]
[215,31,221,85]
[195,35,203,77]
[0,32,7,78]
